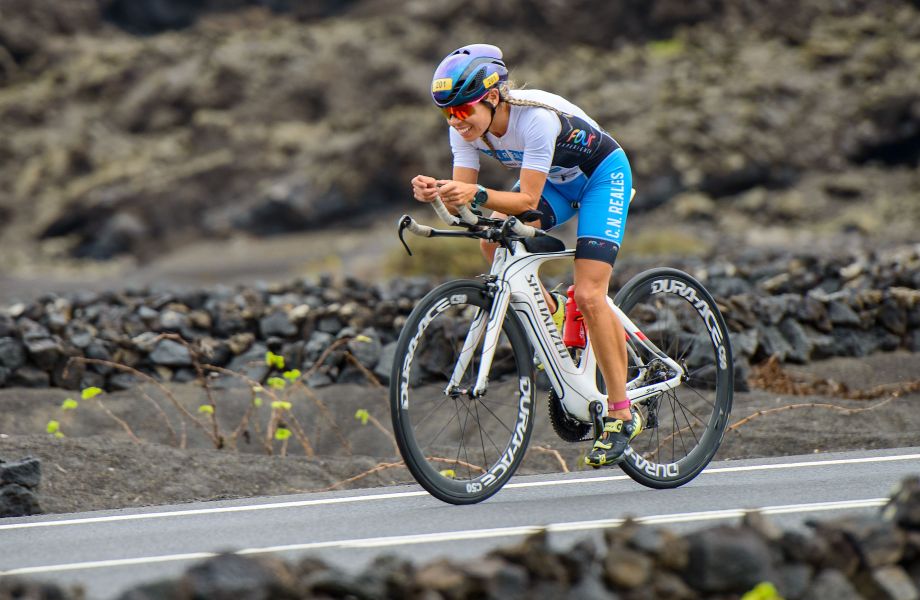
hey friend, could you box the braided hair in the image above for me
[479,83,570,167]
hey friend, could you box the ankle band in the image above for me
[611,399,631,411]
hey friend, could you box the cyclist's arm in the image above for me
[437,168,546,215]
[452,166,479,184]
[477,168,546,214]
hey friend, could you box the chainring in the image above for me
[547,390,593,442]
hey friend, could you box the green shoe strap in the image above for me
[550,293,566,331]
[603,419,625,434]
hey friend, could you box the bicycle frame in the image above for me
[446,241,684,423]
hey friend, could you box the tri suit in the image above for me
[449,89,633,265]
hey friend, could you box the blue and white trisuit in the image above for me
[449,89,633,265]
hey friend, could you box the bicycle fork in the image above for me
[444,284,511,398]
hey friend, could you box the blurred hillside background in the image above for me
[0,0,918,296]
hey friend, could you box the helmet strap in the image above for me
[485,94,499,133]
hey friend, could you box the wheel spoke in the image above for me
[672,391,700,448]
[678,384,716,417]
[472,397,515,436]
[420,398,461,449]
[675,400,709,430]
[472,400,505,465]
[454,396,474,480]
[413,392,454,431]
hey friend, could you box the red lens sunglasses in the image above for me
[440,102,477,120]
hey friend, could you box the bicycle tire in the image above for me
[612,267,733,489]
[390,279,536,504]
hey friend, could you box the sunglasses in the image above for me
[440,101,479,120]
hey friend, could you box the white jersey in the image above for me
[449,89,619,184]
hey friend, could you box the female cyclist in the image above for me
[411,44,640,467]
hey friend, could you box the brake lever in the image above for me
[397,215,413,256]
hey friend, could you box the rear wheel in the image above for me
[390,280,536,504]
[612,268,733,488]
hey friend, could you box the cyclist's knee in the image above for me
[574,284,609,316]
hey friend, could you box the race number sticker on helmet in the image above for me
[483,72,499,88]
[432,78,453,93]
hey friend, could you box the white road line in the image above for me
[0,490,429,531]
[0,497,886,576]
[1,453,916,532]
[506,452,920,488]
[704,454,920,475]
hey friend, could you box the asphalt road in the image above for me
[1,447,918,599]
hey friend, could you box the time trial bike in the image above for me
[390,197,733,504]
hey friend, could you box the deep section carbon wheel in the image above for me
[613,268,734,489]
[390,280,536,504]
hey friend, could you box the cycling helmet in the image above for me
[431,44,508,108]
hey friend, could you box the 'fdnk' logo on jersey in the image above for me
[556,115,602,157]
[566,129,596,147]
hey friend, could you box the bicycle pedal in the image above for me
[588,400,605,439]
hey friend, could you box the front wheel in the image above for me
[613,268,734,489]
[390,280,536,504]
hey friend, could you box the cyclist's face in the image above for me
[445,91,497,140]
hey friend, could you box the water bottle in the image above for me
[562,285,586,349]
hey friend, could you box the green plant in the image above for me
[647,38,685,60]
[265,351,285,370]
[45,419,63,438]
[741,582,782,600]
[81,387,103,400]
[267,376,286,390]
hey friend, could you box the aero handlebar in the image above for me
[429,198,479,227]
[427,197,542,237]
[504,216,540,238]
[396,196,544,255]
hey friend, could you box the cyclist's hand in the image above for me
[435,180,475,208]
[411,175,439,203]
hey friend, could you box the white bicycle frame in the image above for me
[446,242,684,423]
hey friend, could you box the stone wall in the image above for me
[0,456,41,517]
[0,245,917,392]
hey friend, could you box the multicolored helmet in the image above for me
[431,44,508,108]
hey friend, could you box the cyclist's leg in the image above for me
[574,259,626,416]
[573,149,639,466]
[575,148,633,417]
[480,181,577,313]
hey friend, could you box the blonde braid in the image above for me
[499,84,570,118]
[479,131,499,158]
[480,83,571,169]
